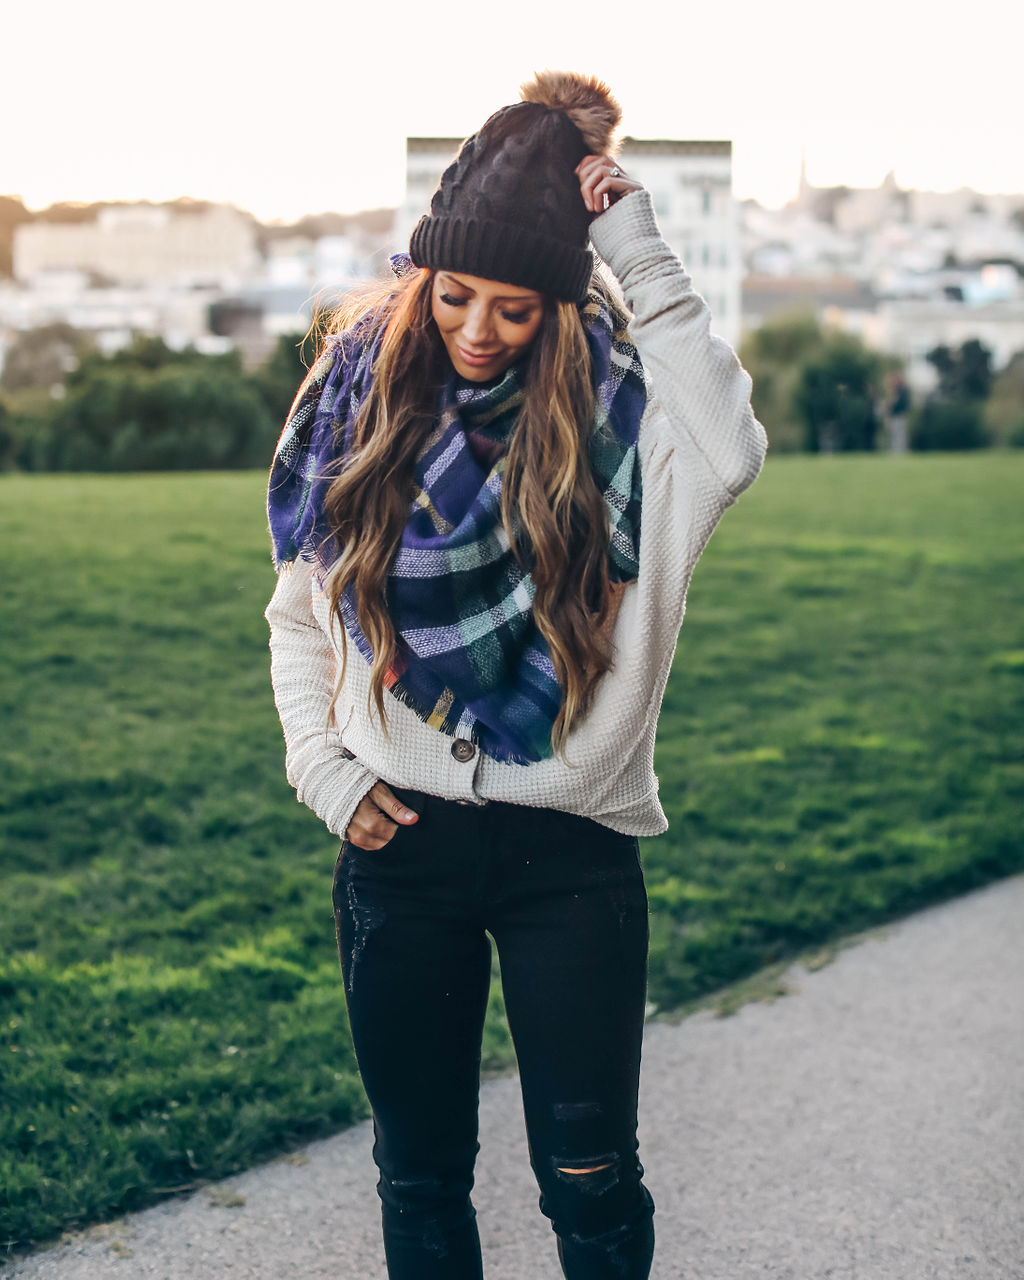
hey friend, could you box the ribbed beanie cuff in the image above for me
[410,214,593,303]
[409,75,624,305]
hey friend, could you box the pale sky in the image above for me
[4,0,1023,221]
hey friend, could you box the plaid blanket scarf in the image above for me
[268,276,646,764]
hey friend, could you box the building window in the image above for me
[652,191,671,217]
[702,188,712,216]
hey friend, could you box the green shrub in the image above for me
[794,334,884,452]
[49,356,276,472]
[910,399,990,451]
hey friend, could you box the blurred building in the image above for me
[397,136,741,347]
[2,203,395,367]
[740,165,1024,389]
[741,273,880,339]
[13,204,258,288]
[0,271,231,358]
[878,298,1024,392]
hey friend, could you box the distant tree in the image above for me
[167,197,213,217]
[0,322,95,393]
[984,350,1024,446]
[51,358,276,471]
[35,200,108,224]
[83,333,197,375]
[911,338,996,451]
[794,334,884,452]
[0,397,12,468]
[744,309,823,366]
[739,309,827,452]
[927,344,956,388]
[50,340,277,471]
[926,339,993,402]
[0,194,33,277]
[0,387,58,471]
[249,330,320,429]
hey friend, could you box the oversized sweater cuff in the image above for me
[287,738,378,840]
[589,189,680,283]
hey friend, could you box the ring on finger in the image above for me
[609,166,621,177]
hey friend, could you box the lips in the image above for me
[457,347,500,366]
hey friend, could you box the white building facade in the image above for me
[13,204,258,289]
[878,299,1024,393]
[397,137,740,347]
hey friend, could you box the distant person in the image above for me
[265,70,766,1279]
[884,371,910,453]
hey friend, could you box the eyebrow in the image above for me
[439,273,542,304]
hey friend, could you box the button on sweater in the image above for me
[265,190,768,839]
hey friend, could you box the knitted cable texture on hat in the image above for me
[409,72,621,302]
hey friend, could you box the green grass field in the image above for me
[2,455,1022,1252]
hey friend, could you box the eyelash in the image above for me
[439,293,533,325]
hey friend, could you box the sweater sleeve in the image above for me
[265,561,378,838]
[589,189,767,497]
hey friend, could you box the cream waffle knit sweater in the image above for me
[265,190,767,838]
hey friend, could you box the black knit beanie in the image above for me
[409,72,621,304]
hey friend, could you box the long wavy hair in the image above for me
[321,266,619,755]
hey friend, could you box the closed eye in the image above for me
[439,292,468,307]
[501,311,532,324]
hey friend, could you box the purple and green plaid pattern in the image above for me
[268,282,645,764]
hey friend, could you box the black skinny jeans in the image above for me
[332,792,655,1279]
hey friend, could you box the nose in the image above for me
[461,302,495,347]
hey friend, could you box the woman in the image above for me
[266,71,766,1280]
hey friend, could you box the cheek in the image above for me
[506,316,544,349]
[430,294,457,335]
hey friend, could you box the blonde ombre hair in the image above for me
[320,266,618,756]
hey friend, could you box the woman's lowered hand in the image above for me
[346,782,419,851]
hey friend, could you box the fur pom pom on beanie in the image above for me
[409,72,621,303]
[518,71,621,154]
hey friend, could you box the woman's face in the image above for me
[430,271,545,381]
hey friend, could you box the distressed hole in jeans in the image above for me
[420,1215,448,1259]
[559,1213,649,1278]
[609,883,632,933]
[553,1100,604,1122]
[345,879,385,993]
[552,1152,620,1194]
[383,1176,451,1258]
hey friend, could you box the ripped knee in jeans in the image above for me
[552,1152,620,1195]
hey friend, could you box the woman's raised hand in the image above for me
[346,781,419,851]
[575,154,645,216]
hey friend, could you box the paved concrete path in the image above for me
[6,875,1023,1279]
